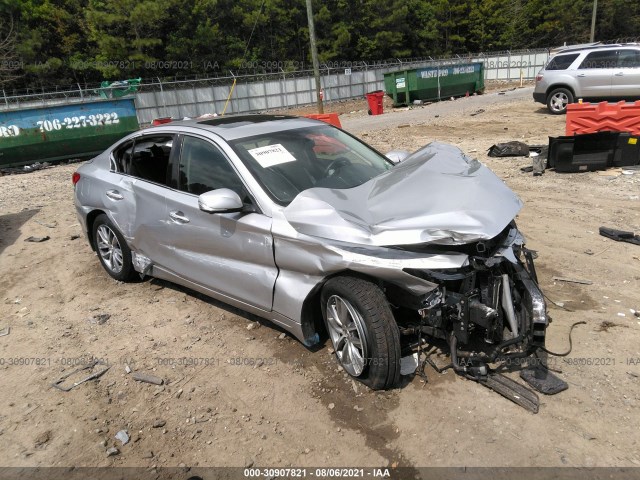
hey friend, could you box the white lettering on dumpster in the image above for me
[0,125,20,137]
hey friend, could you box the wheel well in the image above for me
[85,209,106,251]
[546,84,574,98]
[299,270,391,346]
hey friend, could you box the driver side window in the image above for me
[178,136,246,197]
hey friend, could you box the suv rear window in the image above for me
[546,53,579,70]
[579,50,618,69]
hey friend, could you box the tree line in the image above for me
[0,0,638,90]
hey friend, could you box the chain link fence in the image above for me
[1,48,551,124]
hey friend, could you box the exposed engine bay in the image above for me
[386,224,572,412]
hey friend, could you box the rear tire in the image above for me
[546,88,573,114]
[321,276,401,390]
[92,214,137,282]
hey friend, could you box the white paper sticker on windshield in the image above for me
[248,144,296,168]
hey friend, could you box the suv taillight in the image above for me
[72,172,80,185]
[535,74,543,82]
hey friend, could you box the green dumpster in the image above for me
[0,98,139,168]
[383,63,484,107]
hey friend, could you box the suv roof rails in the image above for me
[552,42,639,55]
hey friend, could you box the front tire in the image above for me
[546,88,573,114]
[321,276,401,390]
[92,214,136,281]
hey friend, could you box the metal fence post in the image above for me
[280,69,289,109]
[158,77,167,117]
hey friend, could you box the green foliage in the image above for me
[4,0,640,89]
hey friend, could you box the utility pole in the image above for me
[590,0,597,42]
[305,0,324,114]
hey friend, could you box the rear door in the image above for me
[126,134,176,263]
[612,49,640,98]
[161,133,278,311]
[576,50,616,98]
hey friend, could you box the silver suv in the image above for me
[533,43,640,114]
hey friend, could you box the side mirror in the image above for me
[198,188,243,213]
[385,150,411,164]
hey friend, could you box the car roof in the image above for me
[158,114,328,141]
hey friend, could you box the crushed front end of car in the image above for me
[387,223,551,411]
[282,142,566,411]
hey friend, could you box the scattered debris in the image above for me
[488,141,530,157]
[70,234,81,240]
[34,430,52,448]
[88,313,110,325]
[481,373,539,413]
[51,360,110,391]
[328,403,335,410]
[0,162,50,175]
[599,227,640,246]
[400,353,419,375]
[397,124,410,129]
[596,321,627,332]
[24,236,50,243]
[584,246,611,256]
[532,156,545,176]
[124,365,131,374]
[132,372,163,385]
[0,326,10,337]
[115,430,129,446]
[552,276,593,285]
[520,366,568,395]
[470,109,485,116]
[278,333,286,340]
[152,419,166,428]
[106,447,119,457]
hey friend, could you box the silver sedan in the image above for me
[73,115,548,391]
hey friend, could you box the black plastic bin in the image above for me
[548,132,640,172]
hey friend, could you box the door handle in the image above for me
[169,210,190,224]
[105,189,124,200]
[614,72,624,76]
[577,73,586,77]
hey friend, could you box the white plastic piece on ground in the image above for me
[400,353,419,376]
[115,430,129,446]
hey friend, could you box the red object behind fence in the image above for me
[304,113,342,128]
[566,101,640,136]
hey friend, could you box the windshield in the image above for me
[229,125,393,206]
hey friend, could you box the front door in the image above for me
[161,134,278,311]
[576,50,616,98]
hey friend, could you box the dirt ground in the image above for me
[1,88,639,471]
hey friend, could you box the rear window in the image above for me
[579,50,618,69]
[546,53,579,70]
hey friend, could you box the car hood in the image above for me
[283,142,523,246]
